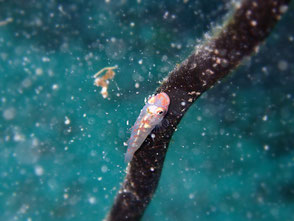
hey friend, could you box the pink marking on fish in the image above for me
[125,92,170,163]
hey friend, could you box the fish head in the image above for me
[146,92,170,126]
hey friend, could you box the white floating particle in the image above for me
[98,177,102,181]
[14,132,25,142]
[151,133,156,139]
[278,60,288,71]
[135,82,140,88]
[264,145,269,151]
[262,115,268,121]
[52,84,59,90]
[150,167,155,172]
[22,78,32,88]
[181,101,186,106]
[35,165,44,176]
[280,5,288,13]
[42,57,50,62]
[130,22,135,27]
[163,11,169,19]
[35,68,43,76]
[250,20,257,26]
[101,165,108,173]
[189,193,195,199]
[88,196,96,204]
[3,107,15,120]
[138,59,143,64]
[64,116,70,125]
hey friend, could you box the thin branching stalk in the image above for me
[105,0,291,220]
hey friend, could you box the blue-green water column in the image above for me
[0,1,294,221]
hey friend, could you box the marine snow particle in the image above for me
[35,165,44,176]
[189,193,195,199]
[264,145,269,151]
[262,115,268,121]
[3,107,15,120]
[64,116,71,125]
[280,5,288,13]
[101,165,108,173]
[135,82,140,88]
[88,196,96,204]
[42,57,50,62]
[52,84,59,90]
[35,68,43,75]
[278,60,288,71]
[250,20,257,26]
[22,78,32,88]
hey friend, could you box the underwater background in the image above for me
[0,0,294,220]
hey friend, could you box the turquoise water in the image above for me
[0,1,294,221]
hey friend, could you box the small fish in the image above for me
[125,92,170,163]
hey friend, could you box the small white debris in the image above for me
[3,107,15,120]
[22,78,32,88]
[14,132,25,142]
[101,165,108,173]
[163,11,169,19]
[181,101,186,106]
[189,193,195,199]
[135,82,140,88]
[138,59,143,64]
[35,165,44,176]
[35,68,43,75]
[42,57,50,62]
[130,22,135,27]
[150,167,155,172]
[88,196,96,204]
[98,177,102,181]
[52,84,59,90]
[151,133,156,139]
[64,116,70,125]
[278,60,288,71]
[264,145,269,151]
[280,5,288,13]
[262,115,268,121]
[250,20,257,26]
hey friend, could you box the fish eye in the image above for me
[156,109,164,115]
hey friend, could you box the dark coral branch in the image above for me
[106,0,291,220]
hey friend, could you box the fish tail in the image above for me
[124,149,135,163]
